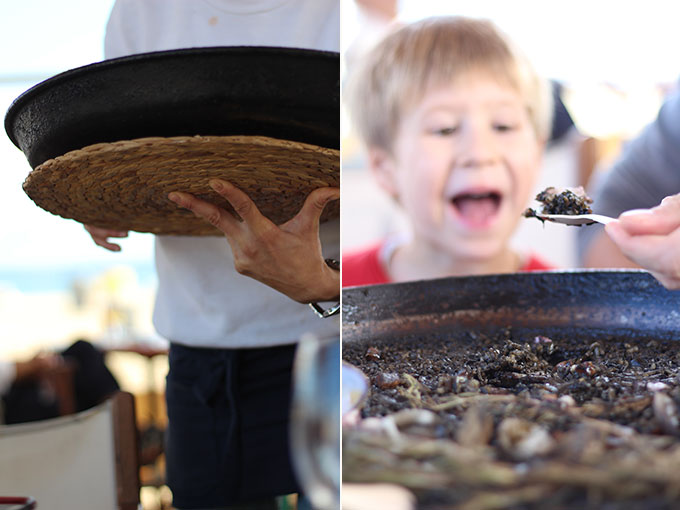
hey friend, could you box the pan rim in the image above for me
[4,45,339,150]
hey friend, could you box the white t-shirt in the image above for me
[105,0,339,348]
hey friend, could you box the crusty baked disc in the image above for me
[23,135,339,236]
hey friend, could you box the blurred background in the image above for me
[341,0,680,268]
[1,2,169,507]
[0,1,161,356]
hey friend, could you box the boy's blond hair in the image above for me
[345,16,553,152]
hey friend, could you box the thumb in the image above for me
[617,208,680,236]
[604,220,630,247]
[618,194,680,236]
[291,187,340,231]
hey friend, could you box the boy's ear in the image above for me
[367,146,399,198]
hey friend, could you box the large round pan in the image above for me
[5,46,339,167]
[4,47,339,235]
[342,270,680,344]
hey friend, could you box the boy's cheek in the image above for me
[515,156,543,202]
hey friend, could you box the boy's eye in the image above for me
[433,126,458,136]
[493,123,516,132]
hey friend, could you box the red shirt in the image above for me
[342,241,555,288]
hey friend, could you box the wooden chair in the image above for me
[0,391,140,510]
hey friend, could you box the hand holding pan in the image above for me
[5,47,340,236]
[83,225,129,252]
[169,178,340,303]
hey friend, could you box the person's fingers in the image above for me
[604,220,628,245]
[209,179,271,229]
[83,226,128,246]
[606,221,663,259]
[95,238,122,251]
[289,187,340,231]
[617,208,680,236]
[84,225,128,238]
[653,273,680,290]
[617,194,680,236]
[607,221,678,269]
[659,193,680,209]
[84,224,127,252]
[168,190,240,235]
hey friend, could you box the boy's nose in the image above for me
[458,126,497,169]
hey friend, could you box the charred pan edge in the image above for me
[342,270,680,344]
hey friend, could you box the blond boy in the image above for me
[343,16,555,286]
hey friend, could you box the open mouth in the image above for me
[451,191,502,227]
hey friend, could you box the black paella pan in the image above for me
[342,269,680,344]
[5,46,339,166]
[342,269,680,510]
[4,47,339,235]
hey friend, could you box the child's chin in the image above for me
[447,238,507,263]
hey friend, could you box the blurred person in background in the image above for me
[578,89,680,269]
[1,339,119,424]
[0,351,62,423]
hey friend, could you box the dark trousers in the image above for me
[165,342,299,509]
